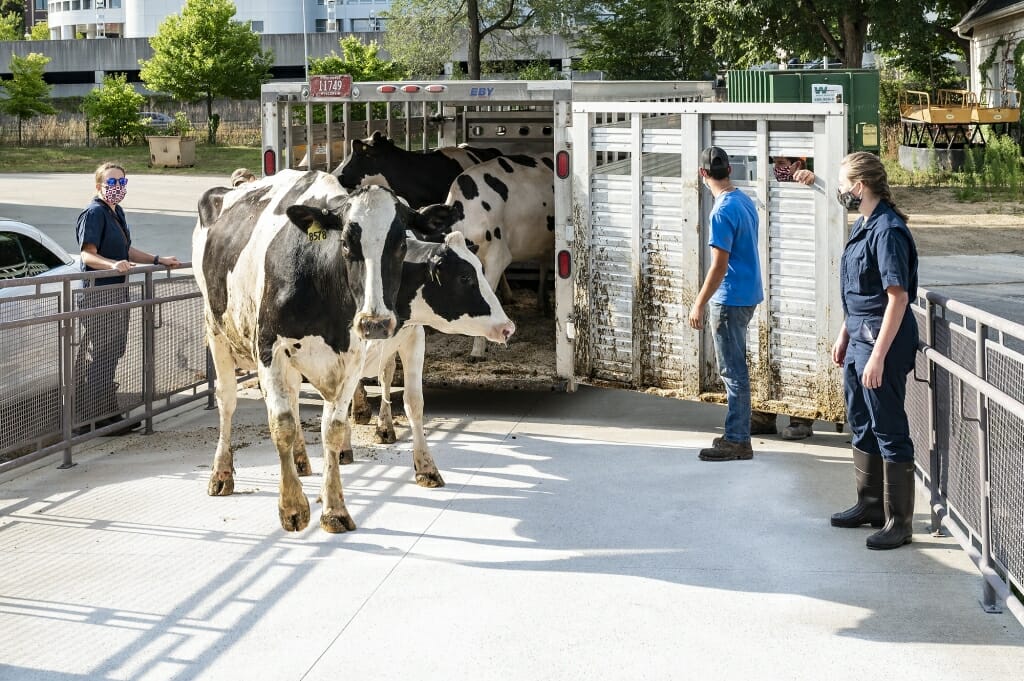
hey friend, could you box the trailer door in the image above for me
[567,101,849,422]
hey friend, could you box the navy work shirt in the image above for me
[76,197,131,286]
[840,202,918,343]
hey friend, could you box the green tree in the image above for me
[0,53,56,146]
[385,0,597,79]
[309,36,408,81]
[0,11,22,40]
[29,20,49,40]
[577,0,717,80]
[81,73,147,147]
[139,0,273,144]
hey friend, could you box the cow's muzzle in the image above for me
[486,320,516,344]
[356,314,397,340]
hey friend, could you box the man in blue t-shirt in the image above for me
[688,146,764,461]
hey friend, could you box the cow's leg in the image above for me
[351,380,373,425]
[207,333,238,496]
[262,364,310,532]
[374,353,398,444]
[318,378,361,533]
[400,328,444,487]
[290,374,312,476]
[498,273,514,302]
[471,246,514,359]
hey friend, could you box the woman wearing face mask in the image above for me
[829,152,919,550]
[74,162,181,435]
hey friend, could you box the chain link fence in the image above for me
[910,288,1024,625]
[0,266,211,473]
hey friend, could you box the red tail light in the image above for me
[557,250,571,279]
[263,149,276,176]
[400,84,421,93]
[555,150,570,179]
[376,85,398,94]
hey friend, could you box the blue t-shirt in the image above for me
[77,197,131,285]
[708,189,764,306]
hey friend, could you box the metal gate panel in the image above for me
[572,101,846,420]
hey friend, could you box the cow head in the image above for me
[414,202,465,240]
[335,131,396,192]
[413,231,515,344]
[286,185,408,340]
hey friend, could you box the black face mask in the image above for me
[836,188,862,211]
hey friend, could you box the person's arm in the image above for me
[688,246,730,330]
[80,243,131,273]
[832,324,849,366]
[792,168,826,195]
[127,246,181,268]
[860,286,908,388]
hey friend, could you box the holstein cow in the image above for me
[194,171,514,532]
[335,131,502,209]
[417,153,555,358]
[193,170,411,533]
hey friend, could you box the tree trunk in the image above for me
[206,93,215,145]
[17,117,22,146]
[467,0,482,79]
[840,11,868,68]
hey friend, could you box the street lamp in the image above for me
[300,0,309,83]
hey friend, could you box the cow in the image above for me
[334,131,502,209]
[417,153,556,359]
[193,170,412,533]
[193,170,514,532]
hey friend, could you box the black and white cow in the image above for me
[193,170,411,533]
[193,170,514,532]
[417,153,555,358]
[334,131,502,209]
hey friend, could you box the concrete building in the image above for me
[44,0,390,40]
[23,0,49,34]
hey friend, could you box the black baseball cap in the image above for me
[700,146,730,172]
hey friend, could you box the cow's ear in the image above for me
[444,230,478,255]
[416,204,455,238]
[286,205,343,238]
[351,139,366,155]
[370,131,387,144]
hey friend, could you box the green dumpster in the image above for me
[726,69,880,153]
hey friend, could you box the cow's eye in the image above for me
[459,274,476,286]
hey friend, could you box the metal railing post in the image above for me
[58,279,76,469]
[975,321,1000,613]
[926,299,941,534]
[143,271,156,435]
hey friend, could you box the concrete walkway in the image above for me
[1,386,1022,681]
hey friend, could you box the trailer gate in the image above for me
[566,102,848,421]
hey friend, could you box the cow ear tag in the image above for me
[307,221,328,243]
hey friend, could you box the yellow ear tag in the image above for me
[307,221,327,243]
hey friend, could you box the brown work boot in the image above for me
[750,410,778,435]
[781,418,814,440]
[699,438,754,462]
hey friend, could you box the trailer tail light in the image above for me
[263,149,276,176]
[557,250,571,279]
[425,84,447,93]
[400,84,421,93]
[376,85,398,94]
[555,150,570,179]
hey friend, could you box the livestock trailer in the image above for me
[260,79,849,423]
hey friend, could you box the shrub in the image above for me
[81,74,148,146]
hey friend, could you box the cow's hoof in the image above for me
[279,498,311,532]
[374,426,397,444]
[207,472,234,496]
[468,354,486,363]
[294,453,313,477]
[320,510,357,533]
[416,471,445,488]
[339,449,354,465]
[352,406,373,425]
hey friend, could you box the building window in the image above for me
[83,0,90,8]
[315,19,326,32]
[352,17,384,31]
[72,0,80,9]
[109,0,121,7]
[62,1,69,10]
[250,20,263,33]
[36,0,47,9]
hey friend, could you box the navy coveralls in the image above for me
[840,202,919,463]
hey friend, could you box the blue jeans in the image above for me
[710,302,757,443]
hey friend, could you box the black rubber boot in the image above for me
[866,461,917,550]
[830,447,884,528]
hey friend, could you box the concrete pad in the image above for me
[1,386,1022,681]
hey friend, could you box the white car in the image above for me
[0,219,81,423]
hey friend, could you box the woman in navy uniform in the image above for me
[828,152,919,550]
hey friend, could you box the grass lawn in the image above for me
[0,144,261,176]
